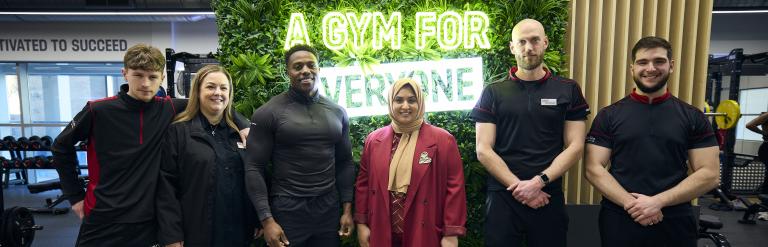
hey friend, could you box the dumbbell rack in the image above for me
[1,136,56,188]
[1,135,67,215]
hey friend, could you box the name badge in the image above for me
[541,98,557,106]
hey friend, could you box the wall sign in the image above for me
[0,39,129,52]
[318,57,484,117]
[284,11,491,51]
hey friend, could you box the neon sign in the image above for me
[318,57,484,117]
[284,13,312,50]
[284,11,490,51]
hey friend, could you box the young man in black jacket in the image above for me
[52,44,249,246]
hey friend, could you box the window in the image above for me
[27,63,123,123]
[737,88,768,141]
[0,63,20,124]
[1,62,123,182]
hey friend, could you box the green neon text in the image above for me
[284,11,489,51]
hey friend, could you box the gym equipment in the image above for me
[39,136,53,150]
[0,206,42,247]
[165,48,219,98]
[698,214,731,247]
[15,137,29,151]
[1,136,54,152]
[33,157,52,169]
[2,136,17,150]
[76,140,88,151]
[0,157,9,169]
[738,194,768,225]
[12,159,22,169]
[28,136,42,150]
[25,175,88,215]
[706,49,768,201]
[21,158,34,169]
[703,100,742,130]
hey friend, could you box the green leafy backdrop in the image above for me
[213,0,569,246]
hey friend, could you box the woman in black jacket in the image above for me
[157,65,259,247]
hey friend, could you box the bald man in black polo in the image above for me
[472,19,589,247]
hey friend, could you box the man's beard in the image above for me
[290,78,317,95]
[516,53,543,70]
[633,73,669,94]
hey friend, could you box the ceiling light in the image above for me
[713,10,768,14]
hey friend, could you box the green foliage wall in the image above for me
[213,0,569,245]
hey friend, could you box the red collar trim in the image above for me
[629,88,671,104]
[509,66,552,83]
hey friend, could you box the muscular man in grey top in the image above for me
[245,44,355,247]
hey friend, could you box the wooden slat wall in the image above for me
[563,0,714,204]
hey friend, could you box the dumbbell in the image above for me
[29,136,42,150]
[22,157,35,168]
[1,156,10,169]
[28,136,53,150]
[34,156,53,168]
[3,136,17,150]
[12,158,23,168]
[16,137,30,150]
[77,141,88,151]
[40,136,53,149]
[47,156,57,168]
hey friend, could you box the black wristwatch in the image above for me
[538,173,550,185]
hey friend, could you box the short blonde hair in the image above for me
[123,44,164,72]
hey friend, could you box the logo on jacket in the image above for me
[418,151,432,164]
[586,135,596,144]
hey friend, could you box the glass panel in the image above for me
[739,88,768,115]
[736,88,768,141]
[736,115,762,141]
[0,63,20,123]
[26,63,123,123]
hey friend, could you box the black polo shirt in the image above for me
[470,67,590,191]
[586,89,717,216]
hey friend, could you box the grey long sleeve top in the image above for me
[245,88,355,221]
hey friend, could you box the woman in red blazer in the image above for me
[355,78,467,247]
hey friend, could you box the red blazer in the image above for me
[355,123,467,247]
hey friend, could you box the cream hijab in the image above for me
[387,78,425,194]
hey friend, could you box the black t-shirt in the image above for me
[470,67,590,191]
[586,90,718,216]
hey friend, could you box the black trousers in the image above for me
[76,216,157,247]
[270,191,340,247]
[598,207,696,247]
[484,190,568,247]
